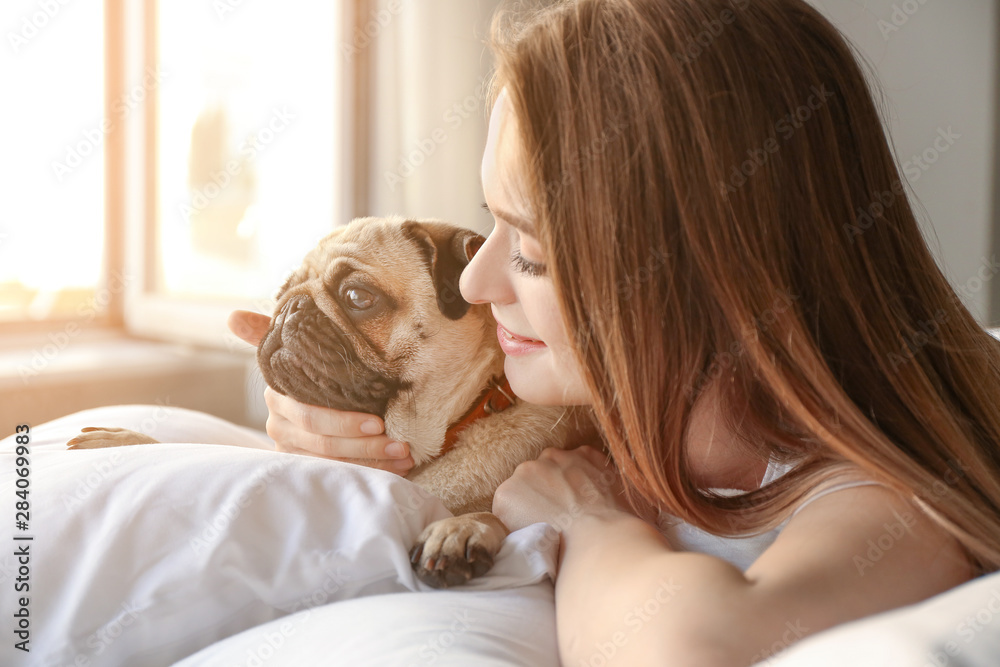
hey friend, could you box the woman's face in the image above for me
[459,91,592,406]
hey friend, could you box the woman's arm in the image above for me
[495,448,972,667]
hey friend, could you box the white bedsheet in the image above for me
[3,405,1000,666]
[0,406,559,666]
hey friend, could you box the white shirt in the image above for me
[656,459,881,571]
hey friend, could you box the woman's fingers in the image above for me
[227,310,272,346]
[264,387,387,439]
[267,414,406,460]
[263,388,413,474]
[275,439,414,474]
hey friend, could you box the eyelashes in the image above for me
[481,203,547,277]
[510,251,547,277]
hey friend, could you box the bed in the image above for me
[1,404,998,666]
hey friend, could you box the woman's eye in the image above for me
[510,252,547,277]
[343,287,377,310]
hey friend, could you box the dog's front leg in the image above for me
[67,427,160,449]
[405,404,591,588]
[409,511,508,588]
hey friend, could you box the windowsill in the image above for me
[0,329,250,385]
[0,330,264,432]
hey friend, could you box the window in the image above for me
[130,0,347,347]
[0,1,104,325]
[1,0,351,348]
[154,1,340,301]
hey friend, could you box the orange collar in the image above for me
[440,375,516,455]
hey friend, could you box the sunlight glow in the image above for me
[157,2,338,300]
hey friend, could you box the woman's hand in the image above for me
[492,446,636,533]
[228,310,415,474]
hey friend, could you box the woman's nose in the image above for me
[460,229,514,306]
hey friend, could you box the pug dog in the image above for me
[68,216,594,588]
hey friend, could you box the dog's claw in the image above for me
[409,544,423,565]
[410,514,504,589]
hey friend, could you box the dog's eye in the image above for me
[344,287,377,310]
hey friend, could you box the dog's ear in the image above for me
[402,221,486,320]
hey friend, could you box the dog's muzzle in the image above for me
[257,294,403,414]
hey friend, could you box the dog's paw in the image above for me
[409,512,508,589]
[67,427,160,450]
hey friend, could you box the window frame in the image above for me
[121,0,367,348]
[0,0,121,338]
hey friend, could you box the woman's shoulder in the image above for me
[749,470,973,593]
[765,458,887,521]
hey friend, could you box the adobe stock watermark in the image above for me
[73,599,148,664]
[885,254,999,370]
[383,79,489,192]
[684,289,800,400]
[526,466,621,557]
[405,609,475,667]
[342,0,403,62]
[393,486,440,524]
[852,507,917,575]
[878,0,934,41]
[51,66,168,183]
[952,255,1000,305]
[61,400,174,510]
[213,0,250,21]
[236,620,297,667]
[852,460,968,578]
[17,269,135,384]
[923,587,1000,667]
[579,578,682,667]
[844,126,960,242]
[188,458,290,556]
[572,246,670,353]
[7,0,71,54]
[542,116,629,204]
[178,106,295,223]
[914,459,968,506]
[887,309,950,371]
[278,550,354,617]
[718,84,836,195]
[748,619,811,665]
[672,0,750,66]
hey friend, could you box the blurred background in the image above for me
[0,0,996,432]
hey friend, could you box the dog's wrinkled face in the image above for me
[257,216,487,418]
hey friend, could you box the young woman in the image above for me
[231,0,1000,663]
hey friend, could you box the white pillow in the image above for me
[759,569,1000,667]
[173,587,559,667]
[0,406,558,666]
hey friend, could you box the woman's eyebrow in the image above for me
[481,202,536,235]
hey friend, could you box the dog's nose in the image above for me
[274,294,315,343]
[283,294,306,316]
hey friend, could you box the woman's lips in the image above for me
[496,323,547,356]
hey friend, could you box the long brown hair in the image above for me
[488,0,1000,573]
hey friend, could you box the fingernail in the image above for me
[361,420,382,435]
[392,457,414,471]
[385,442,406,458]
